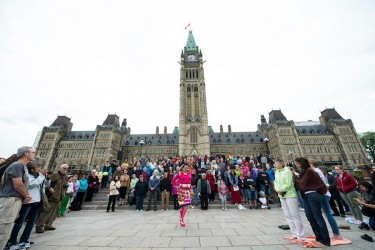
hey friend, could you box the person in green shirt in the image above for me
[274,159,305,241]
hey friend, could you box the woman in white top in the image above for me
[9,162,46,248]
[107,175,120,212]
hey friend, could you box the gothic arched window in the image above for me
[190,128,198,143]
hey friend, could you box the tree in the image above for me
[360,131,375,163]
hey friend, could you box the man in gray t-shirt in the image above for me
[0,162,29,198]
[0,146,35,250]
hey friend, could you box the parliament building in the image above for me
[35,31,369,172]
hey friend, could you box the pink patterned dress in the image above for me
[173,172,193,207]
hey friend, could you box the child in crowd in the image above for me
[258,191,268,210]
[218,180,229,210]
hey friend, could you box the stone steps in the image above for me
[80,189,280,210]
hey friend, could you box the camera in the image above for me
[63,184,69,190]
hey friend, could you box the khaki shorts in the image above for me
[0,197,22,249]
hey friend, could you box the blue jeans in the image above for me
[244,189,251,200]
[248,189,257,200]
[303,192,330,246]
[369,215,375,230]
[297,191,304,209]
[260,184,270,196]
[321,195,340,235]
[10,202,40,245]
[192,187,198,205]
[136,195,144,210]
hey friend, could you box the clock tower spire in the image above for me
[179,31,210,156]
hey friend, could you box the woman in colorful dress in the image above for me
[228,170,241,204]
[172,164,193,227]
[171,167,180,210]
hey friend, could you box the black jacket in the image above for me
[134,181,148,196]
[191,174,199,186]
[160,177,172,192]
[256,172,270,189]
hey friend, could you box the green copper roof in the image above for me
[185,30,197,51]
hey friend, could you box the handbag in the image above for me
[41,191,51,212]
[40,180,51,212]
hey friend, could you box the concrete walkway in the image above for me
[28,208,373,249]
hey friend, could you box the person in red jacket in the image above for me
[334,165,362,224]
[206,170,216,202]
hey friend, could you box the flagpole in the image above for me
[184,23,191,30]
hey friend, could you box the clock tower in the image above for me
[179,30,210,156]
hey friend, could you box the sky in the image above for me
[1,0,374,158]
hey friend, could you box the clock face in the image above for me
[187,55,196,61]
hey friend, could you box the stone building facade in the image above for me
[35,31,369,171]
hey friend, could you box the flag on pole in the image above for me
[184,23,191,30]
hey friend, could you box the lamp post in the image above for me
[139,140,145,158]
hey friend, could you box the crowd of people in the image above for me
[1,147,375,249]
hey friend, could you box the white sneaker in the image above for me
[10,243,26,250]
[21,242,30,249]
[299,208,305,211]
[166,209,169,211]
[140,209,143,211]
[225,208,228,211]
[354,220,362,225]
[190,204,195,209]
[162,209,164,211]
[136,209,139,211]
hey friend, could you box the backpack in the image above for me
[0,163,12,184]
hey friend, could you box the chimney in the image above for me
[156,126,159,136]
[164,126,167,135]
[228,125,232,134]
[220,125,223,134]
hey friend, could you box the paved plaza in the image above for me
[27,207,374,249]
